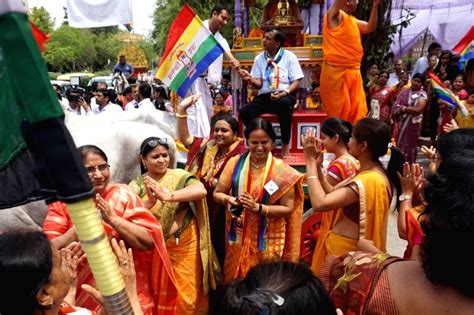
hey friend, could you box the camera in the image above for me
[229,203,244,218]
[66,87,91,104]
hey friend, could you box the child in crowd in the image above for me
[439,75,469,133]
[455,88,474,128]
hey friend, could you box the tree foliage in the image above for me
[355,0,408,74]
[29,6,54,34]
[43,25,127,73]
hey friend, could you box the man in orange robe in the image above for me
[320,0,380,123]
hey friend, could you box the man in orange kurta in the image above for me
[320,0,381,123]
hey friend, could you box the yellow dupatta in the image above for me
[129,169,220,292]
[351,170,391,252]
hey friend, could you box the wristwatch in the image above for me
[398,194,413,202]
[284,88,291,95]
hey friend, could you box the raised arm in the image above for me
[397,163,424,240]
[327,0,347,27]
[356,0,380,34]
[176,94,200,148]
[302,128,359,211]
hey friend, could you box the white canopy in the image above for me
[390,0,474,57]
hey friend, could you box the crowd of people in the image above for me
[3,0,474,315]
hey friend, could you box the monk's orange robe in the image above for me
[320,10,367,123]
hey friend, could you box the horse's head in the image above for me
[113,72,130,94]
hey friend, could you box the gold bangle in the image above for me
[307,175,318,181]
[265,205,269,216]
[176,113,187,118]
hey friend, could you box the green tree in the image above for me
[355,0,410,74]
[29,6,54,34]
[44,25,96,72]
[90,26,120,36]
[92,32,124,71]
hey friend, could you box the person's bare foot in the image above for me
[281,144,291,159]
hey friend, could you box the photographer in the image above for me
[65,87,92,116]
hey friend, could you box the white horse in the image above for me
[0,109,178,232]
[112,71,130,95]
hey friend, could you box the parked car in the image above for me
[87,76,114,91]
[50,80,72,96]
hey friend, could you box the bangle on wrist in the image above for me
[258,203,262,214]
[264,205,269,216]
[307,175,318,181]
[176,113,187,118]
[169,191,175,202]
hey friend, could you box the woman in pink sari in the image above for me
[392,73,427,163]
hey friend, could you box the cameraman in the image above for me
[65,87,92,116]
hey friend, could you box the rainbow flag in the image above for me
[156,4,224,97]
[453,26,474,69]
[428,72,468,117]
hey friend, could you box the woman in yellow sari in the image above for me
[213,118,304,284]
[309,117,360,274]
[129,137,219,315]
[302,118,404,275]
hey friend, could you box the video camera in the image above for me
[65,87,91,104]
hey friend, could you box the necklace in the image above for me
[215,151,229,161]
[250,159,266,169]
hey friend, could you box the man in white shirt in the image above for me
[411,42,441,77]
[64,88,92,116]
[90,81,108,112]
[91,89,122,115]
[388,59,404,87]
[123,85,139,110]
[186,4,240,138]
[239,29,304,159]
[136,83,156,111]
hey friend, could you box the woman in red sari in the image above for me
[43,145,177,315]
[370,70,393,124]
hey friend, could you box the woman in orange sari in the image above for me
[129,137,219,315]
[309,117,359,274]
[177,95,246,264]
[213,118,304,284]
[303,118,404,274]
[43,145,176,315]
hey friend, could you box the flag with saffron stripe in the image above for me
[452,26,474,69]
[428,72,468,117]
[156,4,225,97]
